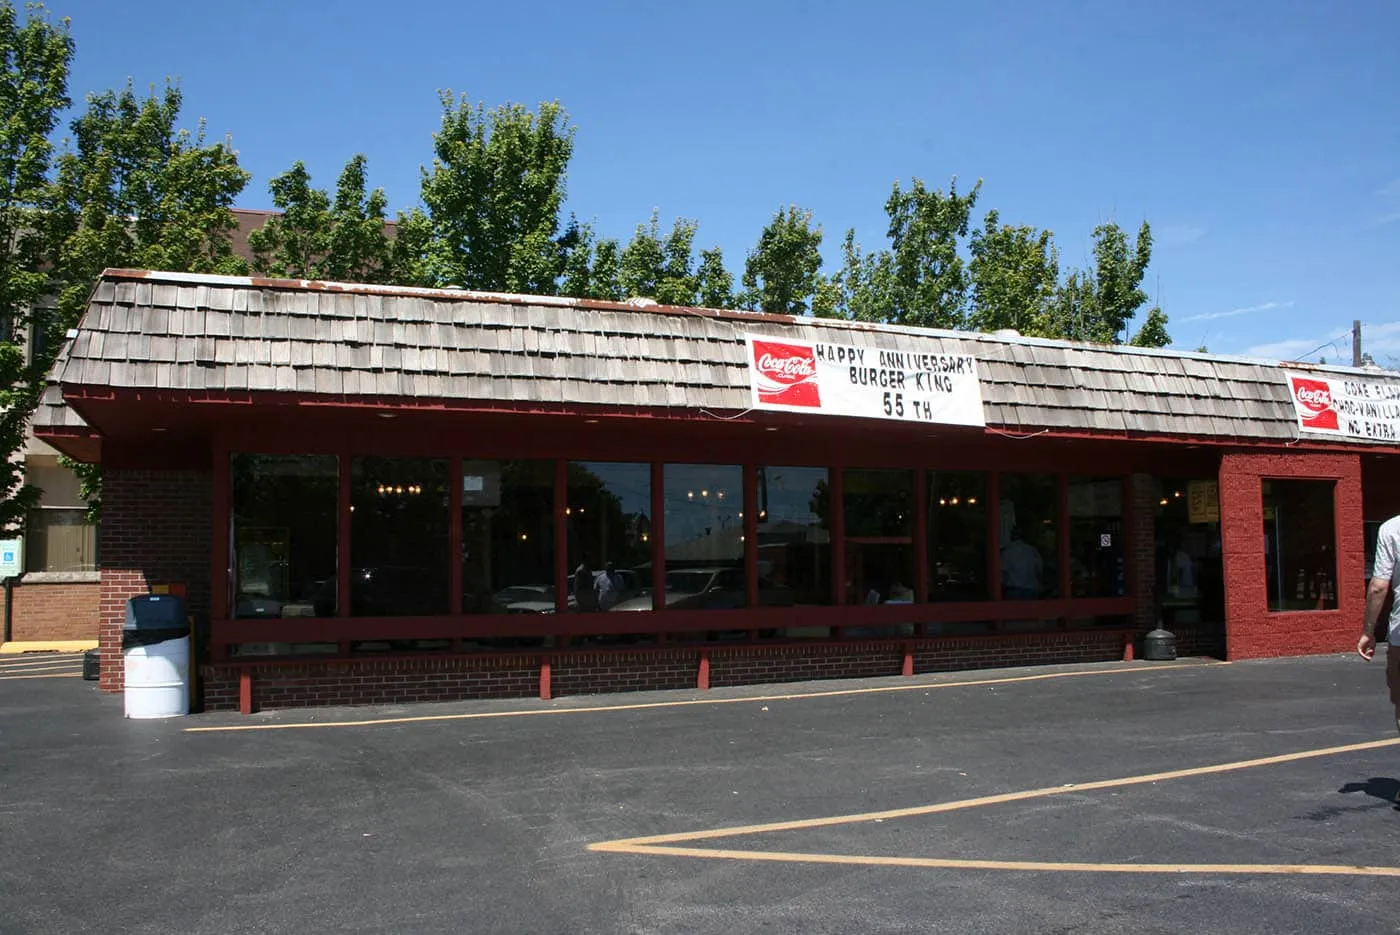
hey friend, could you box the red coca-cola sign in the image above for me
[1291,376,1338,430]
[751,339,822,408]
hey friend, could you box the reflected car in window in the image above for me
[609,567,793,611]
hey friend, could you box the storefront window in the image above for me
[928,472,987,601]
[663,464,748,610]
[1264,479,1337,611]
[567,462,651,611]
[461,460,555,615]
[757,466,831,607]
[232,455,338,619]
[999,473,1058,599]
[1156,478,1224,626]
[351,458,450,616]
[843,469,915,605]
[1068,477,1125,598]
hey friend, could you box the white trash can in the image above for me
[122,594,190,719]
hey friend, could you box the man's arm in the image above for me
[1360,577,1390,660]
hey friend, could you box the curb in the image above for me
[0,640,98,655]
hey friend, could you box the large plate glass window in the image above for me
[927,472,988,601]
[663,464,749,610]
[1263,479,1337,611]
[351,458,450,616]
[232,455,338,619]
[843,469,915,605]
[461,460,555,615]
[999,473,1058,599]
[566,462,651,611]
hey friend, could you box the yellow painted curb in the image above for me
[0,640,98,655]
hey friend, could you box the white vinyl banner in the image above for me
[1285,370,1400,442]
[745,333,985,427]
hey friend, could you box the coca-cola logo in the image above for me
[757,352,816,381]
[751,339,822,408]
[1291,376,1338,431]
[1294,385,1331,412]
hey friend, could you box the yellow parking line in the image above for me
[184,661,1221,733]
[0,656,83,669]
[590,736,1400,877]
[0,672,81,681]
[595,736,1400,849]
[0,664,83,675]
[601,844,1400,878]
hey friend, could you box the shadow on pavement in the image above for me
[1338,777,1400,809]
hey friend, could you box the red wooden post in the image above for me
[1120,474,1135,604]
[697,648,710,690]
[1122,634,1135,661]
[210,436,231,623]
[902,641,914,677]
[238,669,252,715]
[539,656,552,700]
[449,457,463,615]
[337,456,353,618]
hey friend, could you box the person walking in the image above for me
[1358,514,1400,735]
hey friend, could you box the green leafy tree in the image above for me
[414,93,574,293]
[43,80,250,520]
[0,1,71,533]
[46,80,251,329]
[248,155,393,282]
[968,210,1059,336]
[618,212,664,300]
[655,217,698,306]
[695,247,733,308]
[742,205,823,315]
[828,178,981,329]
[590,237,623,301]
[1049,221,1169,346]
[558,216,594,299]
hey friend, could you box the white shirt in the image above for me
[1371,516,1400,632]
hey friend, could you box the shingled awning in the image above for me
[34,268,1399,451]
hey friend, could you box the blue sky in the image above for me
[50,0,1400,362]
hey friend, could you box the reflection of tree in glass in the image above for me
[567,462,651,586]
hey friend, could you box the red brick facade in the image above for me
[1,581,99,642]
[1130,473,1157,630]
[1219,452,1363,659]
[97,469,212,692]
[202,631,1137,713]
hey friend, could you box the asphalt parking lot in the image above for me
[4,650,1400,934]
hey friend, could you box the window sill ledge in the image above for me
[20,571,101,585]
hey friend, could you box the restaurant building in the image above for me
[32,269,1400,713]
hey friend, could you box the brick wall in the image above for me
[1131,473,1157,630]
[98,469,212,692]
[1,581,99,642]
[1219,453,1362,659]
[203,631,1141,713]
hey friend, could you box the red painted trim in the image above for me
[207,597,1136,648]
[1121,475,1136,600]
[239,669,252,715]
[1057,473,1071,600]
[698,649,710,690]
[987,473,1002,600]
[832,469,846,605]
[66,384,1400,459]
[448,457,463,616]
[210,437,231,622]
[553,459,568,615]
[539,658,551,700]
[337,456,352,618]
[744,464,759,608]
[651,462,665,611]
[914,469,929,603]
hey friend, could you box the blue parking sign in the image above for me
[0,538,22,578]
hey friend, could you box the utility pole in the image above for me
[1354,319,1363,367]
